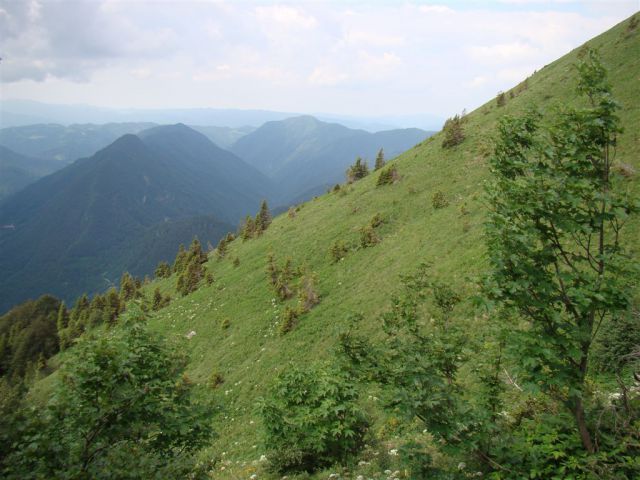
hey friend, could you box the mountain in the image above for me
[190,125,256,149]
[230,115,430,203]
[0,124,272,312]
[88,15,636,475]
[0,122,157,165]
[0,146,54,200]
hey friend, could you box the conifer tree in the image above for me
[188,237,207,264]
[105,287,121,325]
[173,244,188,273]
[154,261,171,279]
[241,215,255,241]
[216,237,227,259]
[255,200,272,234]
[119,272,137,302]
[346,156,369,183]
[152,287,163,311]
[374,148,385,170]
[56,302,69,350]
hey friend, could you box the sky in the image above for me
[0,0,638,120]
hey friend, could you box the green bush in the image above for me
[376,165,398,186]
[259,364,367,473]
[441,114,466,148]
[431,191,448,209]
[329,240,349,263]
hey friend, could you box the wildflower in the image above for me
[388,449,398,456]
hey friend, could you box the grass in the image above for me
[36,13,640,480]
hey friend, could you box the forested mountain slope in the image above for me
[0,125,271,312]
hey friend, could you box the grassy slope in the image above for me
[33,15,638,479]
[141,16,640,477]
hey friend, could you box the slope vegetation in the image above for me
[132,16,639,478]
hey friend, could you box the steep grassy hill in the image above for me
[31,15,640,480]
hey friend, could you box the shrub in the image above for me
[346,157,369,183]
[279,306,299,335]
[207,370,224,389]
[287,207,296,218]
[441,114,466,148]
[359,225,379,248]
[259,364,367,473]
[369,213,385,228]
[374,148,385,170]
[329,240,349,263]
[297,274,320,313]
[154,261,171,279]
[496,91,506,107]
[232,257,240,267]
[376,165,399,186]
[431,191,448,209]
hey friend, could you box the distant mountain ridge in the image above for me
[0,124,269,312]
[0,146,54,200]
[231,115,431,203]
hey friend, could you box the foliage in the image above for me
[375,148,386,170]
[441,114,466,148]
[376,165,399,186]
[485,49,638,453]
[258,364,367,473]
[279,306,299,335]
[0,295,61,379]
[329,240,349,263]
[359,225,379,248]
[154,261,171,279]
[496,91,506,107]
[346,156,369,183]
[297,273,320,314]
[432,190,449,209]
[152,287,171,311]
[1,321,214,479]
[255,199,272,234]
[591,305,640,373]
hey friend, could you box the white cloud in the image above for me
[255,5,317,29]
[419,5,455,14]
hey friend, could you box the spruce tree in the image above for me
[119,272,136,302]
[154,261,171,279]
[374,148,385,170]
[173,244,188,274]
[241,215,255,241]
[56,302,69,350]
[346,156,369,183]
[255,200,272,234]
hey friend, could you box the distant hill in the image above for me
[0,122,157,165]
[230,115,431,203]
[0,124,272,312]
[189,125,256,149]
[0,146,54,200]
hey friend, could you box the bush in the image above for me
[259,364,367,473]
[297,274,320,313]
[431,191,448,209]
[441,114,466,148]
[346,157,369,183]
[154,261,171,279]
[279,306,299,335]
[360,225,379,248]
[376,165,399,186]
[496,91,506,107]
[329,240,349,263]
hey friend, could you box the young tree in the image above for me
[172,244,188,273]
[346,156,369,183]
[240,215,255,241]
[3,322,213,479]
[441,114,466,148]
[255,200,272,234]
[485,50,637,453]
[154,261,171,279]
[374,148,385,170]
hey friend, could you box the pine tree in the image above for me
[105,287,121,325]
[346,156,369,183]
[119,272,136,302]
[154,261,171,279]
[152,287,163,311]
[255,200,272,234]
[188,237,207,264]
[216,236,227,259]
[173,244,188,273]
[241,215,255,241]
[374,148,385,170]
[56,302,69,350]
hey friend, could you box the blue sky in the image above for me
[0,0,637,120]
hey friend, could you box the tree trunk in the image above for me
[573,397,595,453]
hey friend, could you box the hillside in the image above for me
[0,146,54,200]
[123,15,639,478]
[231,115,430,204]
[0,122,156,165]
[0,125,272,312]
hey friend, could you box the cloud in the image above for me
[419,5,455,14]
[255,5,317,29]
